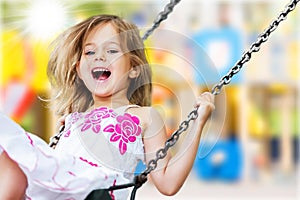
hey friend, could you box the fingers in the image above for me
[56,115,67,132]
[194,92,215,110]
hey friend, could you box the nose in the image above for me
[95,52,106,62]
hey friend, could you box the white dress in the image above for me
[0,105,145,200]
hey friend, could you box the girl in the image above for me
[0,15,215,200]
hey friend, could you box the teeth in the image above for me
[91,68,111,80]
[92,68,109,73]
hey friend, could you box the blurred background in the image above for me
[0,0,299,199]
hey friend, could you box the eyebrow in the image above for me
[84,41,121,48]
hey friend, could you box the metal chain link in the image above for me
[141,108,198,176]
[130,0,299,196]
[211,0,299,95]
[49,125,65,149]
[140,0,300,174]
[47,0,299,199]
[120,108,199,200]
[142,0,181,41]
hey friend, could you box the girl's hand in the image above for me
[56,115,67,132]
[193,92,215,124]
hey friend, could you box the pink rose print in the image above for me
[64,112,82,137]
[25,132,34,146]
[79,157,99,167]
[81,107,116,133]
[104,113,142,155]
[109,179,117,200]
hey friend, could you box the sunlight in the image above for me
[25,0,67,40]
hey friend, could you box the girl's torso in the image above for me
[55,105,147,180]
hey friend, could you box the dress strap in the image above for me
[115,104,140,114]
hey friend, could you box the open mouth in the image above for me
[91,68,111,81]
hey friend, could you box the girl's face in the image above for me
[77,23,137,102]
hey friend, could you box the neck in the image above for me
[92,96,130,110]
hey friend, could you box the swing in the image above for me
[48,0,299,199]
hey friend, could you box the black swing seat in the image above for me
[85,174,147,200]
[85,189,112,200]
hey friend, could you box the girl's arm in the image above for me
[0,151,28,200]
[143,92,215,196]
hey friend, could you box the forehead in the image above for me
[84,23,120,45]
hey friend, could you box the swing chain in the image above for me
[110,109,199,200]
[49,0,299,199]
[125,108,198,199]
[49,125,65,149]
[131,0,299,196]
[211,0,299,95]
[142,0,181,41]
[137,108,198,177]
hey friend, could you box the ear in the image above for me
[75,62,82,79]
[129,66,140,79]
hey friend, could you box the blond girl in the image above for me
[0,15,214,200]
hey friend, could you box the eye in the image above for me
[106,49,119,54]
[84,50,95,56]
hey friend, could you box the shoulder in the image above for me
[127,106,165,136]
[126,106,152,126]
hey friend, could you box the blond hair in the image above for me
[47,15,152,117]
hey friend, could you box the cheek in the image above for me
[78,66,88,80]
[111,60,131,75]
[115,54,131,68]
[77,61,90,78]
[76,64,82,79]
